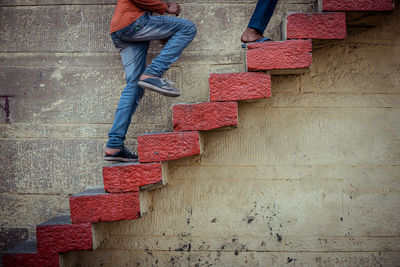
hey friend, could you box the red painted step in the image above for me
[36,215,92,254]
[69,187,142,223]
[209,72,271,102]
[103,162,165,193]
[323,0,394,11]
[2,240,58,267]
[286,13,346,39]
[173,102,238,131]
[246,40,312,72]
[137,131,201,163]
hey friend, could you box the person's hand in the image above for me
[166,2,181,16]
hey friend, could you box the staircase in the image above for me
[3,0,395,266]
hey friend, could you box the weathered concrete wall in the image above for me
[63,2,400,267]
[1,0,399,266]
[0,0,315,259]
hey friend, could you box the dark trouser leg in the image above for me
[247,0,279,34]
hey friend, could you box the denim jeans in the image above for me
[106,13,197,149]
[248,0,279,34]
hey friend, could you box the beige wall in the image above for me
[1,0,400,266]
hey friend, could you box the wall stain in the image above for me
[287,257,296,263]
[247,216,255,224]
[276,233,282,242]
[0,95,15,123]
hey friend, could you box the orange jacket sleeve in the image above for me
[130,0,168,14]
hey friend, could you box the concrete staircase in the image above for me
[3,0,395,266]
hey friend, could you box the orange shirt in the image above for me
[110,0,168,33]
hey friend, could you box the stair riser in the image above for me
[323,0,395,11]
[138,132,201,163]
[286,13,346,40]
[36,224,92,254]
[3,253,58,267]
[246,40,312,72]
[103,162,165,193]
[173,102,238,131]
[209,72,271,102]
[69,193,141,223]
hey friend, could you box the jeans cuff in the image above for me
[142,71,162,77]
[105,143,124,149]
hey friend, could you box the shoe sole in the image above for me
[103,156,139,162]
[138,81,180,97]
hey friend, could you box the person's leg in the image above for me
[242,0,279,43]
[105,14,196,157]
[248,0,279,34]
[141,16,196,77]
[122,14,197,78]
[106,41,149,153]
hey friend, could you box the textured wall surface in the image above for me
[1,0,399,266]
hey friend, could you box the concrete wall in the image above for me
[1,0,400,266]
[0,0,315,257]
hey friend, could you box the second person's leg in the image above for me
[241,0,279,43]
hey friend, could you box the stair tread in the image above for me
[72,186,106,197]
[38,214,72,226]
[106,162,142,167]
[5,239,37,254]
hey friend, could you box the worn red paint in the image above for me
[70,192,141,223]
[287,13,346,39]
[246,40,312,71]
[173,102,238,131]
[103,163,163,193]
[209,72,271,102]
[36,223,92,254]
[323,0,394,11]
[3,253,59,267]
[137,131,200,163]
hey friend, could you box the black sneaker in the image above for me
[104,147,139,162]
[138,77,180,97]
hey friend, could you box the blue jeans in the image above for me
[106,13,197,149]
[248,0,279,34]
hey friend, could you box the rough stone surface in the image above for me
[36,222,92,254]
[209,72,271,102]
[323,0,395,11]
[137,132,200,163]
[2,240,58,267]
[0,193,70,238]
[103,163,163,193]
[63,250,400,266]
[173,102,238,131]
[246,40,312,71]
[0,1,315,252]
[2,0,400,266]
[286,13,346,39]
[0,228,29,252]
[65,2,400,265]
[3,253,58,267]
[69,192,141,223]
